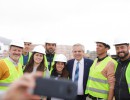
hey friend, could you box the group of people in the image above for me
[0,37,130,100]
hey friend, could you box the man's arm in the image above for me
[0,60,10,80]
[101,61,115,100]
[106,61,115,100]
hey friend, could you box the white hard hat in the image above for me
[114,37,129,46]
[10,39,24,48]
[32,45,45,54]
[54,54,67,63]
[95,38,110,49]
[23,38,32,43]
[45,38,56,44]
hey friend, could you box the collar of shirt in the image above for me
[75,58,84,65]
[8,57,19,66]
[118,57,130,67]
[22,52,29,56]
[97,55,108,62]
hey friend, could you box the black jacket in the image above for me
[114,58,130,100]
[66,58,93,94]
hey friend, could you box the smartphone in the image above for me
[33,77,77,100]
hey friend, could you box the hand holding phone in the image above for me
[33,77,77,100]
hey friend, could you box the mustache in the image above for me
[117,52,125,55]
[13,54,21,56]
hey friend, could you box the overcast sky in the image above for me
[0,0,130,54]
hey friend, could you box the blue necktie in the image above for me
[74,62,79,82]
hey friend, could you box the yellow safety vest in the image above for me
[0,58,23,90]
[85,56,117,99]
[19,52,32,66]
[126,63,130,93]
[44,54,56,77]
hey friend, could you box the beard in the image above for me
[117,51,129,59]
[46,49,55,54]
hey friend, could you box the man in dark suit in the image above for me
[67,43,93,100]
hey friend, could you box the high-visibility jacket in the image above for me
[85,56,117,99]
[126,63,130,93]
[0,58,23,90]
[19,52,32,66]
[44,54,56,77]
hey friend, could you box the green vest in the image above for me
[19,52,32,66]
[85,56,117,99]
[0,58,23,90]
[44,54,56,77]
[126,63,130,93]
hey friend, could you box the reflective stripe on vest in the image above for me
[126,63,130,93]
[87,87,108,94]
[44,54,56,77]
[85,56,117,99]
[86,76,109,95]
[89,76,108,84]
[0,58,23,90]
[0,83,10,86]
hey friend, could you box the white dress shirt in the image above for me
[72,58,84,95]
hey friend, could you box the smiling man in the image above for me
[44,39,57,78]
[67,43,93,100]
[114,38,130,100]
[0,39,24,91]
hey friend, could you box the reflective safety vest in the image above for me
[126,63,130,93]
[19,52,32,66]
[85,56,117,99]
[0,58,23,90]
[44,54,56,77]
